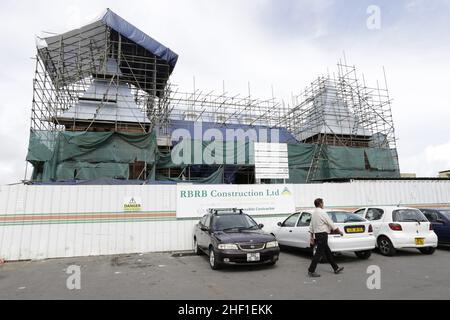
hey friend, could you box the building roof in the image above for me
[55,79,151,125]
[298,79,372,141]
[38,8,178,95]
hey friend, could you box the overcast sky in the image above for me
[0,0,449,185]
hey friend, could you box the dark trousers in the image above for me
[308,232,339,273]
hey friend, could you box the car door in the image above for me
[432,210,450,243]
[423,210,443,240]
[195,215,206,247]
[276,213,300,246]
[436,212,450,243]
[365,208,384,235]
[292,212,312,248]
[198,215,211,250]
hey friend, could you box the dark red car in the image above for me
[193,208,280,270]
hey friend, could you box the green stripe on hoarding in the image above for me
[0,213,291,226]
[0,217,179,226]
[2,203,447,226]
[0,210,175,218]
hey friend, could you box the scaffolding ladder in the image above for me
[306,134,326,183]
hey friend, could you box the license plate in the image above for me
[415,238,425,245]
[346,227,364,233]
[247,253,260,262]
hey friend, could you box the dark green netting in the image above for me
[157,139,254,168]
[56,131,157,163]
[27,131,58,162]
[156,166,224,184]
[285,143,315,183]
[27,130,399,183]
[56,161,129,180]
[365,148,397,171]
[27,130,157,181]
[327,145,366,170]
[285,144,399,182]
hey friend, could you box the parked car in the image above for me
[193,208,280,270]
[353,206,438,256]
[420,208,450,245]
[271,210,376,259]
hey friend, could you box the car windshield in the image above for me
[212,214,258,231]
[438,210,450,220]
[328,211,365,223]
[393,209,428,222]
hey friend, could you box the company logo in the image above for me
[281,187,292,196]
[124,197,142,212]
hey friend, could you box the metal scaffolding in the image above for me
[27,9,399,183]
[279,60,399,182]
[165,84,285,129]
[31,19,174,137]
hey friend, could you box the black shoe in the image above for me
[308,272,321,277]
[334,266,344,274]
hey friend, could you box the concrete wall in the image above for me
[1,181,449,261]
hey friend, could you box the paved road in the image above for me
[1,246,450,299]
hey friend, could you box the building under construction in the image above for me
[26,9,400,184]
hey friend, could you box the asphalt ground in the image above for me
[1,246,450,300]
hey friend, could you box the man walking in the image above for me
[308,198,344,277]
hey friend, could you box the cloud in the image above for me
[401,141,450,176]
[425,142,450,171]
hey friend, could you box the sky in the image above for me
[0,0,449,184]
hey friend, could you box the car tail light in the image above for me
[368,224,373,233]
[389,223,402,231]
[429,224,433,231]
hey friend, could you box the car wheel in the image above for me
[419,247,435,255]
[355,250,372,259]
[209,248,221,270]
[194,238,202,255]
[377,236,396,256]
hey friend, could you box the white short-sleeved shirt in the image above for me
[309,207,337,235]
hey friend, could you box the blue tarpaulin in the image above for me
[165,120,299,143]
[102,9,178,68]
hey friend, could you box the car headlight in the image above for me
[266,241,279,248]
[218,243,239,250]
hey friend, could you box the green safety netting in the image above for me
[285,143,315,183]
[365,148,398,171]
[285,144,399,183]
[158,139,254,168]
[27,130,157,181]
[156,166,225,184]
[27,130,399,183]
[56,161,130,180]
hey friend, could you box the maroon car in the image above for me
[193,208,280,270]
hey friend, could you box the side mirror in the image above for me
[277,222,282,227]
[258,224,264,229]
[201,226,209,232]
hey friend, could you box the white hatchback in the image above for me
[354,206,438,256]
[271,210,376,259]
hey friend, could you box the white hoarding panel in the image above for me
[1,180,449,261]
